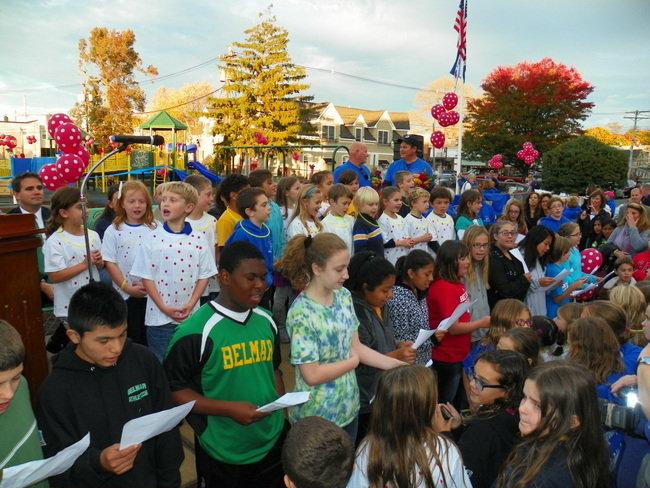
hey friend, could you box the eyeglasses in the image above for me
[472,243,489,249]
[570,232,582,237]
[468,369,506,392]
[498,231,517,237]
[515,318,532,327]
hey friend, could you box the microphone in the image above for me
[109,135,165,146]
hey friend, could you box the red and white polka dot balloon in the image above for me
[56,154,86,183]
[54,123,83,153]
[580,248,603,274]
[39,163,66,190]
[442,92,459,110]
[47,113,73,138]
[69,145,90,167]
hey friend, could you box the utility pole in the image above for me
[624,110,650,179]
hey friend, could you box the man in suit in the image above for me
[8,172,51,229]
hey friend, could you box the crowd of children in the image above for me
[3,169,650,488]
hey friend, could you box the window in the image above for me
[355,127,363,142]
[378,130,389,144]
[321,125,335,140]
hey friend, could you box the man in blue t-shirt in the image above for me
[383,135,433,186]
[333,142,372,188]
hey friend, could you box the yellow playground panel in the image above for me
[0,159,10,177]
[86,151,186,192]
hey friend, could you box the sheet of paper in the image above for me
[571,283,598,297]
[545,269,571,291]
[425,359,433,368]
[515,233,525,244]
[435,299,475,332]
[457,229,466,240]
[509,248,529,274]
[256,391,310,413]
[119,401,195,449]
[411,328,436,349]
[1,433,90,488]
[600,270,616,283]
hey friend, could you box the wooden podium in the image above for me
[0,214,48,400]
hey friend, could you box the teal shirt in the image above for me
[268,200,286,260]
[455,215,484,236]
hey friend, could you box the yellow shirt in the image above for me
[217,207,242,246]
[347,201,357,216]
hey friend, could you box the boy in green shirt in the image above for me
[164,241,286,488]
[0,320,48,488]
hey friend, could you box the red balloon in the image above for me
[56,154,86,183]
[39,163,66,190]
[54,123,83,152]
[517,150,526,160]
[430,104,446,120]
[442,92,459,111]
[438,113,451,127]
[68,145,90,167]
[47,113,73,138]
[524,156,535,166]
[522,141,534,150]
[493,153,503,161]
[447,111,460,125]
[0,134,4,139]
[430,131,445,149]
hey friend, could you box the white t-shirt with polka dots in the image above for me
[44,229,101,318]
[185,213,219,295]
[405,213,435,257]
[130,223,218,326]
[378,212,410,265]
[426,212,456,246]
[101,222,156,299]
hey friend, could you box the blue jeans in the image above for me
[431,360,463,406]
[147,323,176,362]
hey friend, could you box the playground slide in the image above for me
[187,161,222,185]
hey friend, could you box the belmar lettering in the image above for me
[221,339,274,370]
[127,383,149,403]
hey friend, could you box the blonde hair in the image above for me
[501,199,527,235]
[289,184,323,232]
[488,299,530,345]
[568,317,623,383]
[113,181,156,229]
[462,225,490,290]
[353,187,379,215]
[609,285,646,329]
[550,235,572,262]
[408,187,430,207]
[163,182,198,206]
[566,195,580,208]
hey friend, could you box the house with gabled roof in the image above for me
[296,102,412,173]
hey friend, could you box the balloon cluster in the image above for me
[487,154,504,169]
[429,92,461,149]
[84,135,94,147]
[0,134,17,151]
[254,132,269,145]
[516,141,539,166]
[291,151,300,161]
[26,135,37,144]
[38,113,90,190]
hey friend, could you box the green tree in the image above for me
[207,10,313,162]
[69,27,158,150]
[542,136,627,194]
[148,82,214,135]
[463,58,594,172]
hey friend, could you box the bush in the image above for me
[541,136,627,194]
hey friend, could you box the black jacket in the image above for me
[455,408,519,488]
[7,205,51,224]
[36,341,183,488]
[577,208,610,249]
[487,245,530,308]
[353,295,396,414]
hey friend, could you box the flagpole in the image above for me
[455,61,464,187]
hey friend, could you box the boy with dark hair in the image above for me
[426,186,455,251]
[36,282,184,487]
[226,188,274,307]
[249,169,285,261]
[281,416,354,488]
[216,174,250,249]
[0,320,47,488]
[164,241,287,488]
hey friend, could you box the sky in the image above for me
[0,0,648,130]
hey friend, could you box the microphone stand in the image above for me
[80,144,128,281]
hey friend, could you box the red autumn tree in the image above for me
[463,58,594,171]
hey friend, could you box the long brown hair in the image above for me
[568,317,623,383]
[462,225,490,290]
[112,181,156,229]
[276,176,300,219]
[488,298,530,346]
[621,202,650,232]
[363,365,451,488]
[46,186,80,236]
[500,199,527,235]
[457,189,482,220]
[495,361,611,488]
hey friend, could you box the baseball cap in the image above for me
[396,134,420,147]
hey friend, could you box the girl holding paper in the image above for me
[487,221,532,309]
[558,222,598,287]
[281,233,404,442]
[519,225,556,316]
[545,236,587,319]
[428,241,491,405]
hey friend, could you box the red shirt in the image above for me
[633,249,650,282]
[428,278,472,363]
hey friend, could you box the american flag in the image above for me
[450,0,467,81]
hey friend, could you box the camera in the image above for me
[599,388,645,434]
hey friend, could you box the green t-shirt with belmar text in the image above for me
[164,302,283,465]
